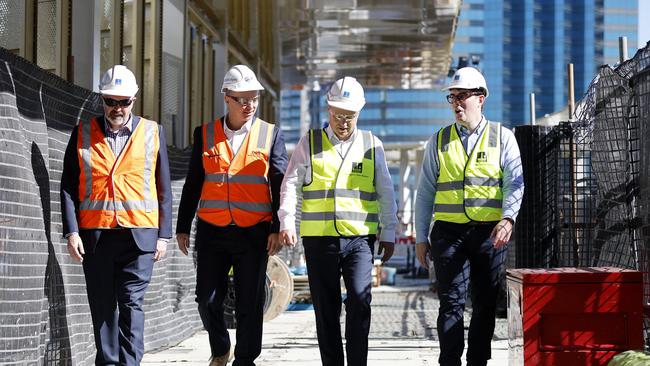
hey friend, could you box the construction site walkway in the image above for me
[142,276,509,365]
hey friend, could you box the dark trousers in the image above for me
[429,221,506,366]
[303,236,375,366]
[82,229,154,366]
[194,219,269,366]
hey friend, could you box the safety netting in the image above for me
[0,47,202,365]
[513,41,650,347]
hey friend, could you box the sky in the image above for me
[640,1,649,48]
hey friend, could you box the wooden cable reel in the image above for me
[263,255,294,322]
[223,255,294,327]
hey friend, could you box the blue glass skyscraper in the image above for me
[491,0,638,124]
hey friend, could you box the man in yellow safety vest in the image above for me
[279,76,398,366]
[415,67,524,366]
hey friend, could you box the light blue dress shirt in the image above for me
[414,117,525,244]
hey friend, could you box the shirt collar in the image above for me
[223,117,253,135]
[456,116,486,137]
[104,113,133,134]
[325,125,357,144]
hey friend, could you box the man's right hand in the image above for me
[176,233,190,255]
[280,230,297,247]
[415,242,431,269]
[67,233,85,263]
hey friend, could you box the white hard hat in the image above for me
[99,65,139,97]
[443,67,489,97]
[327,76,366,112]
[221,65,264,93]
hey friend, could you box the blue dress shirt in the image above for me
[415,117,525,244]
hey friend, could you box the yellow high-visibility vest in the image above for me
[434,121,503,223]
[300,129,379,236]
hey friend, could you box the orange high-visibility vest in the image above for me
[77,117,160,229]
[198,117,274,227]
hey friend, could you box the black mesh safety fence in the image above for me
[633,52,650,349]
[512,125,558,268]
[513,41,650,347]
[0,47,202,365]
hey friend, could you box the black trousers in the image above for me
[429,221,506,366]
[82,229,154,366]
[303,235,375,366]
[194,219,269,366]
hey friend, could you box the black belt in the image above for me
[465,220,498,226]
[437,220,496,227]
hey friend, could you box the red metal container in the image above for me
[507,267,643,366]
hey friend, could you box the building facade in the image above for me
[0,0,281,148]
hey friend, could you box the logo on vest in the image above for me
[249,150,267,160]
[476,151,488,163]
[203,152,221,159]
[351,162,363,174]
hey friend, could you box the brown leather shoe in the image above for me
[208,345,234,366]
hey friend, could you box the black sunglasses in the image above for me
[103,97,134,107]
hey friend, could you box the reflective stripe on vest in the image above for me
[434,121,502,223]
[197,117,273,227]
[300,129,379,236]
[77,117,160,229]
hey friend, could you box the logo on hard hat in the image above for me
[343,91,350,98]
[115,79,122,85]
[454,75,460,81]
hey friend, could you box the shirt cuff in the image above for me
[415,226,429,244]
[157,238,170,243]
[65,232,78,239]
[279,216,296,233]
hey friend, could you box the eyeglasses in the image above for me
[227,95,259,106]
[332,113,357,122]
[103,97,134,107]
[446,91,482,104]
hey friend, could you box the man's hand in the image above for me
[66,233,85,263]
[154,239,167,261]
[415,242,431,269]
[176,233,190,256]
[490,219,513,249]
[377,241,395,264]
[280,229,297,247]
[267,233,282,256]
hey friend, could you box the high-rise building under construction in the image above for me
[281,0,639,147]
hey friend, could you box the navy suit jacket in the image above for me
[176,117,288,234]
[60,115,173,252]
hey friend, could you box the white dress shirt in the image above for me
[278,126,398,243]
[223,117,253,154]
